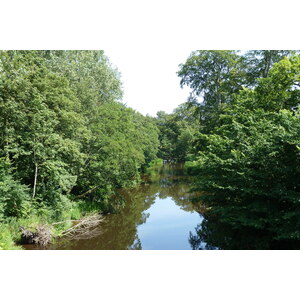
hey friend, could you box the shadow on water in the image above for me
[41,163,204,250]
[28,162,299,250]
[189,214,300,250]
[188,194,300,250]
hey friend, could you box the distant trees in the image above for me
[156,103,199,162]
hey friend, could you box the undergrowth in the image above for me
[0,200,102,250]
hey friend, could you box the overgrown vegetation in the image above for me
[0,50,159,249]
[2,50,300,250]
[176,50,300,249]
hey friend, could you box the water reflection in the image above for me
[34,162,300,250]
[189,212,300,250]
[46,163,202,250]
[137,196,201,250]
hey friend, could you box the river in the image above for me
[30,163,205,250]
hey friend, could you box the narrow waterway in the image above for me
[38,163,204,250]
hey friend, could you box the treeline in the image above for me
[2,50,300,250]
[156,103,199,162]
[0,50,159,227]
[160,50,300,249]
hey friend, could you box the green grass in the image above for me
[0,223,23,250]
[0,200,103,250]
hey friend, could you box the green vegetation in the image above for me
[177,50,300,249]
[1,50,300,250]
[0,50,159,249]
[156,103,199,162]
[145,158,163,175]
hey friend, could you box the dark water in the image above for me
[30,163,204,250]
[28,163,299,250]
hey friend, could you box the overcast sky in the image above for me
[106,48,193,117]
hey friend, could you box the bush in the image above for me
[0,158,31,220]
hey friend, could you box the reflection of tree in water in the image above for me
[52,163,201,250]
[153,164,203,212]
[189,211,300,250]
[52,184,157,250]
[189,217,276,250]
[128,235,142,250]
[52,163,300,250]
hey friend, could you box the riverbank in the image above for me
[36,163,201,250]
[0,201,103,250]
[1,160,165,250]
[16,163,201,250]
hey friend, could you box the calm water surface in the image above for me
[25,163,300,250]
[32,163,204,250]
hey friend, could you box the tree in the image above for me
[188,55,300,249]
[156,104,199,162]
[0,157,30,219]
[0,51,86,217]
[242,50,297,85]
[0,50,160,223]
[177,50,244,131]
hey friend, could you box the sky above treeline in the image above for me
[106,48,193,117]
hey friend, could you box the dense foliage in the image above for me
[2,49,300,250]
[156,103,199,162]
[178,51,300,249]
[0,50,159,230]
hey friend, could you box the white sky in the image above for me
[106,48,192,116]
[2,0,299,118]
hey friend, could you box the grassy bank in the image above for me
[1,159,164,250]
[0,200,102,250]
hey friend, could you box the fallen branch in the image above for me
[73,186,99,199]
[19,214,104,246]
[51,220,81,225]
[60,214,103,239]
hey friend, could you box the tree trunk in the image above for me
[32,163,38,198]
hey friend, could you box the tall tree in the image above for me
[187,54,300,249]
[243,50,297,84]
[0,50,160,222]
[177,50,244,131]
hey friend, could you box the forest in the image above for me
[0,50,159,249]
[1,50,300,249]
